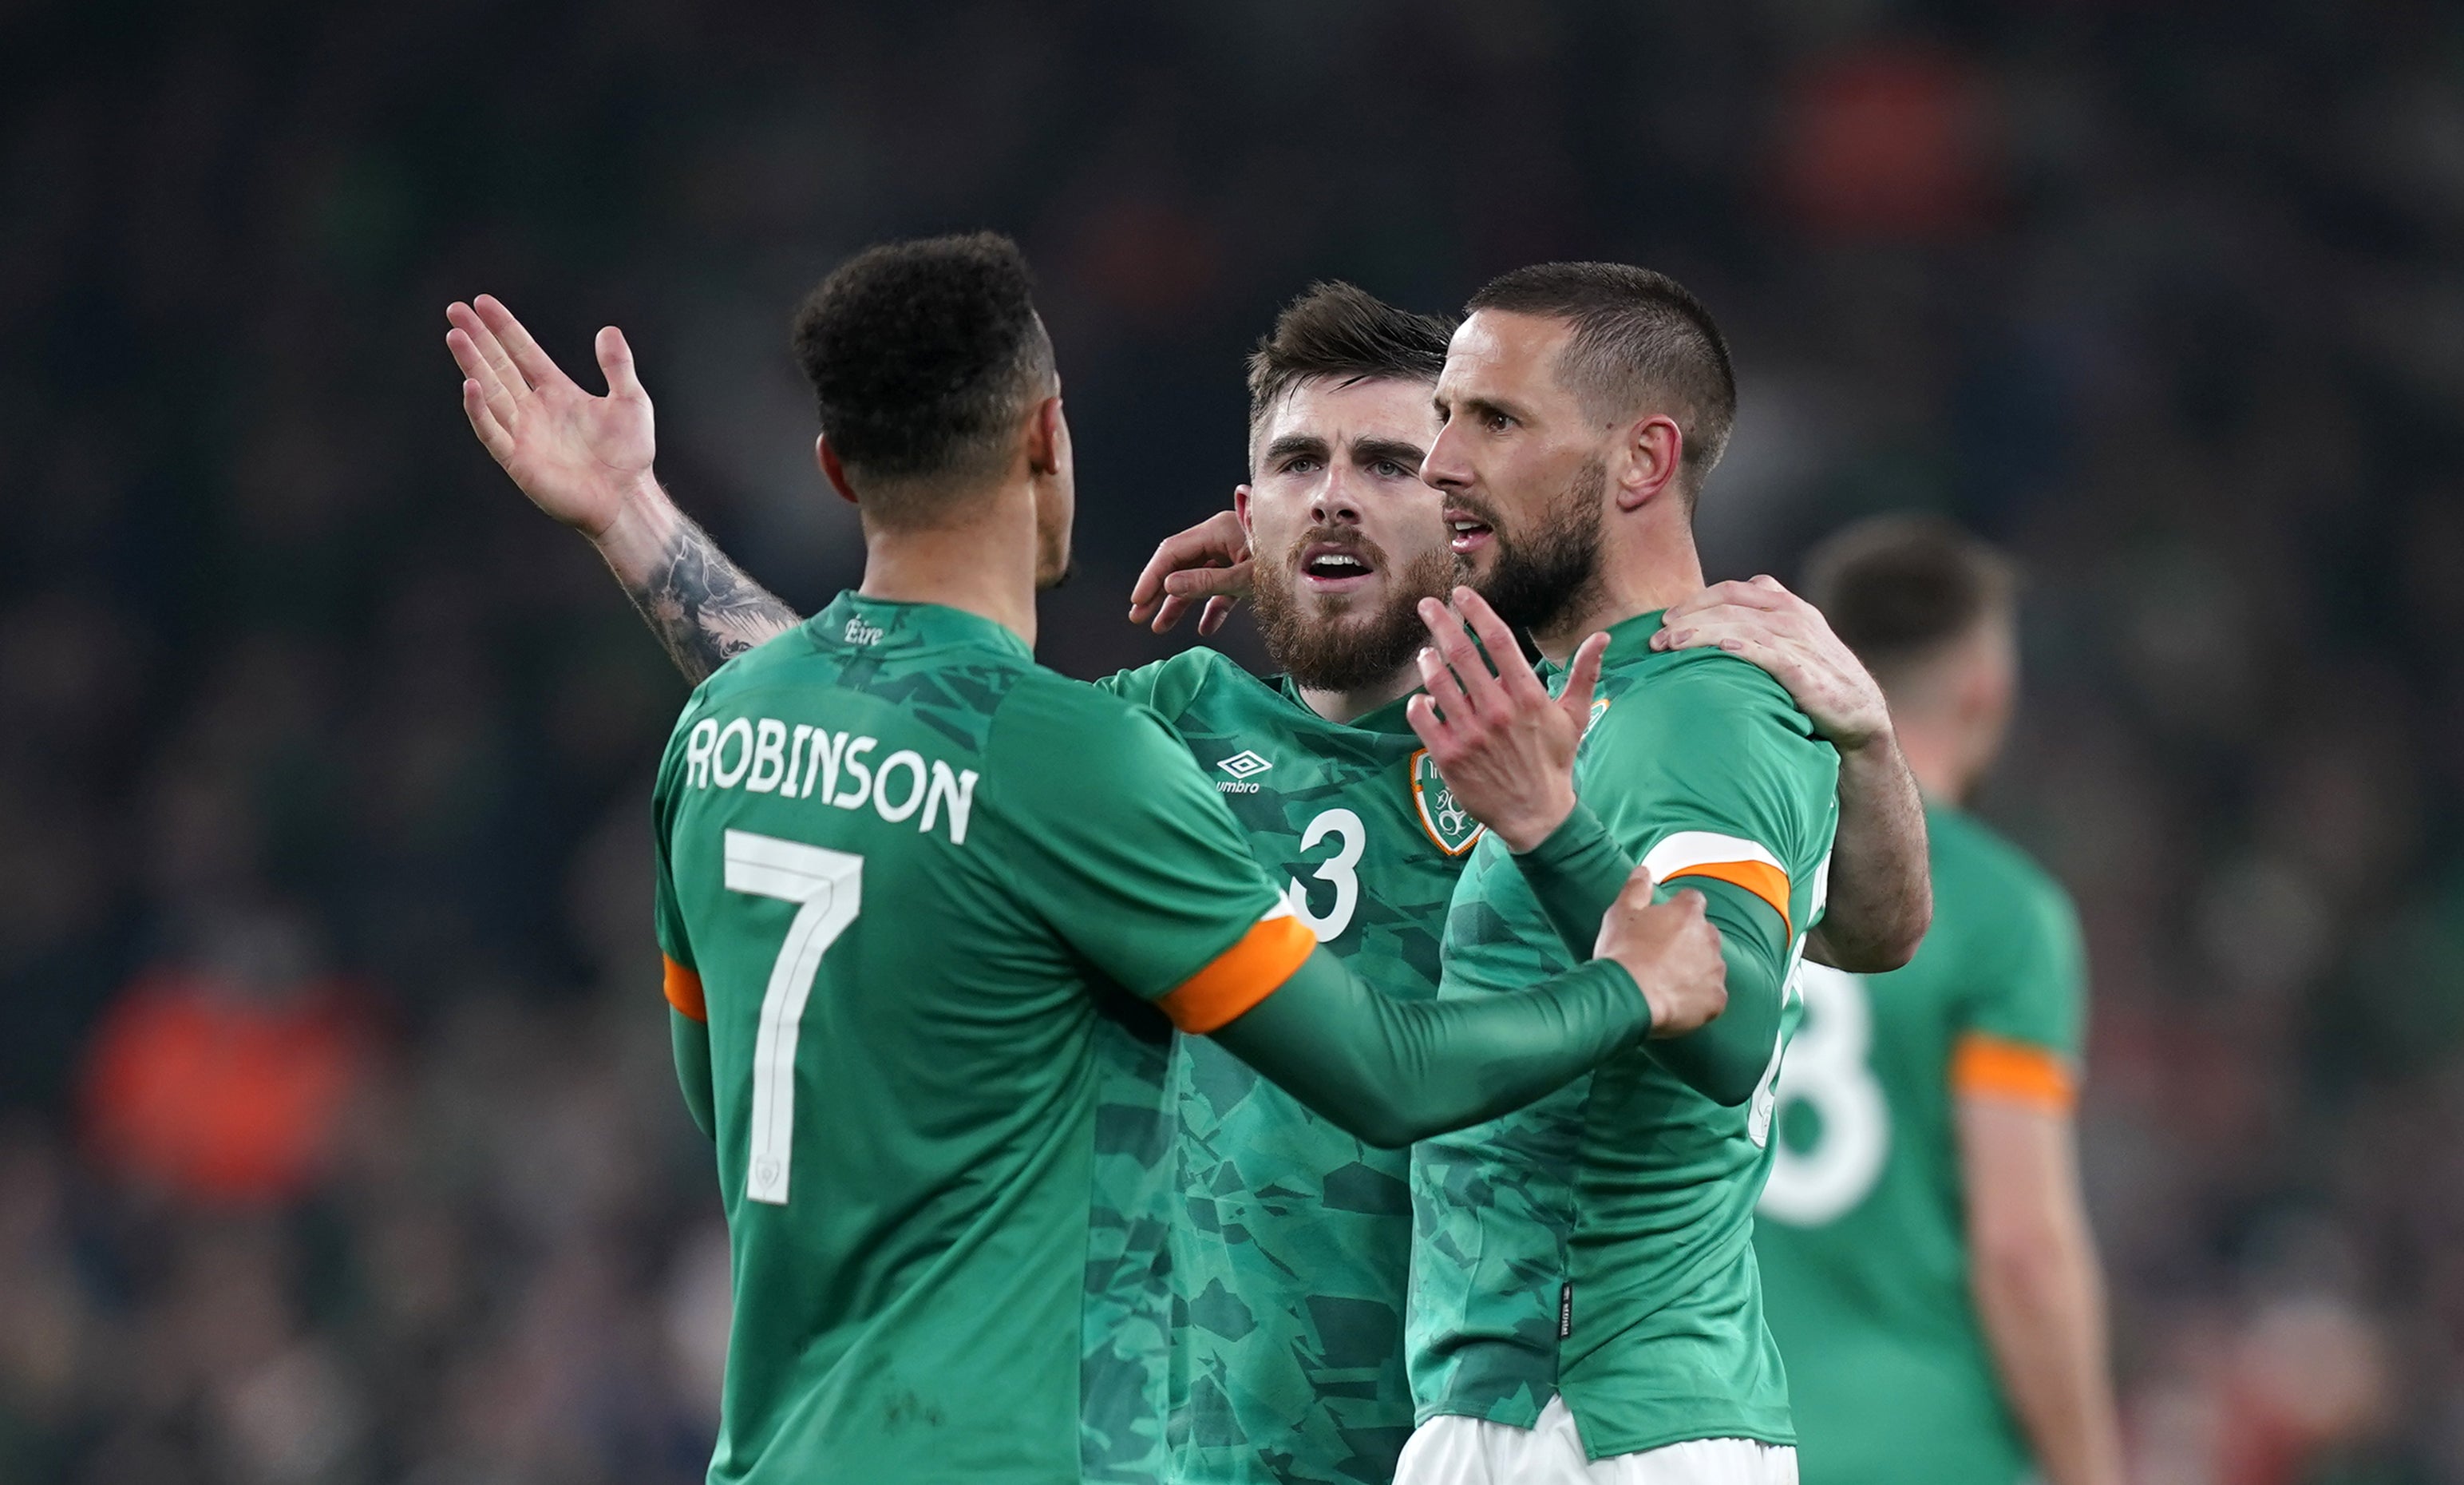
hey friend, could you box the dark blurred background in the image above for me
[4,2,2462,1481]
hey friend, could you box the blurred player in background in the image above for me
[448,233,1734,1485]
[1681,517,2126,1485]
[457,262,1931,1485]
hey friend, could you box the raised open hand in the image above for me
[445,295,655,541]
[1406,585,1609,853]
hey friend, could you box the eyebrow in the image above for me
[1264,433,1331,465]
[1450,393,1526,426]
[1351,437,1428,469]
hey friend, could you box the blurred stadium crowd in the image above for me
[3,2,2460,1481]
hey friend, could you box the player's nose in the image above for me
[1420,421,1473,491]
[1311,468,1364,526]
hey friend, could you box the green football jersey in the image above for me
[1409,610,1841,1459]
[1754,803,2087,1485]
[651,594,1316,1485]
[1102,648,1484,1485]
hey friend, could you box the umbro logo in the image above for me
[1217,750,1273,779]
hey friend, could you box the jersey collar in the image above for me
[1272,674,1425,735]
[808,591,1034,661]
[1535,608,1671,687]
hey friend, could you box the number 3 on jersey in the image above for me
[724,829,863,1206]
[1759,964,1889,1226]
[1283,807,1364,943]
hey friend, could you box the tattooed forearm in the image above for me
[620,512,804,684]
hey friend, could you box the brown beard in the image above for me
[1250,531,1456,694]
[1463,456,1607,637]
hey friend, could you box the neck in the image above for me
[856,486,1041,647]
[1294,664,1422,726]
[1529,510,1706,663]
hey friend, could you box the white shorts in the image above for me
[1395,1396,1798,1485]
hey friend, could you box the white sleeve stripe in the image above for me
[1259,897,1298,923]
[1641,830,1786,878]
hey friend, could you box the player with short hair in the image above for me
[1670,517,2125,1485]
[449,234,1732,1485]
[1386,261,1920,1484]
[449,259,1929,1485]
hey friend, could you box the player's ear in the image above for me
[1614,416,1683,513]
[1026,395,1068,477]
[1233,484,1256,537]
[817,434,858,505]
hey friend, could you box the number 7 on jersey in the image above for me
[724,829,864,1206]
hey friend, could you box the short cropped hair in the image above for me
[1465,262,1737,498]
[1802,515,2018,683]
[790,232,1056,519]
[1246,281,1454,434]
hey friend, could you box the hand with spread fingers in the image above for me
[1594,864,1730,1040]
[1652,575,1891,750]
[1126,508,1252,635]
[1405,585,1611,853]
[445,294,658,541]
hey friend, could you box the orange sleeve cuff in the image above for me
[1661,859,1792,937]
[663,955,707,1023]
[1952,1032,2076,1111]
[1155,909,1317,1035]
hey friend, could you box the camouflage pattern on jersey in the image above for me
[1084,1022,1178,1483]
[1103,649,1477,1485]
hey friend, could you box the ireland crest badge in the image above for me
[1410,749,1485,855]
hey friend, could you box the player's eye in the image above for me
[1283,456,1323,474]
[1483,410,1514,434]
[1370,459,1410,479]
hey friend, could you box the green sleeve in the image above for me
[652,718,696,972]
[1208,947,1649,1147]
[1959,855,2088,1059]
[1650,879,1788,1106]
[1516,802,1631,955]
[670,1014,715,1138]
[652,718,713,1135]
[985,675,1291,1001]
[1571,658,1837,1105]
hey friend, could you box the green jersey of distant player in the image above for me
[1410,611,1840,1459]
[653,594,1319,1485]
[1756,802,2087,1485]
[1104,647,1484,1485]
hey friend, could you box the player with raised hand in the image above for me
[1688,521,2125,1485]
[1379,263,1871,1485]
[449,236,1730,1485]
[456,265,1939,1485]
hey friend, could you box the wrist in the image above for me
[589,472,678,553]
[1498,787,1578,854]
[1584,956,1652,1044]
[1832,720,1901,766]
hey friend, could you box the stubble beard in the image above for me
[1251,533,1457,695]
[1463,456,1608,640]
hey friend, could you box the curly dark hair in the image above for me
[1244,281,1453,433]
[790,232,1056,518]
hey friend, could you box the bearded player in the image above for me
[447,269,1927,1485]
[1367,262,1930,1484]
[448,236,1746,1485]
[1670,519,2124,1485]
